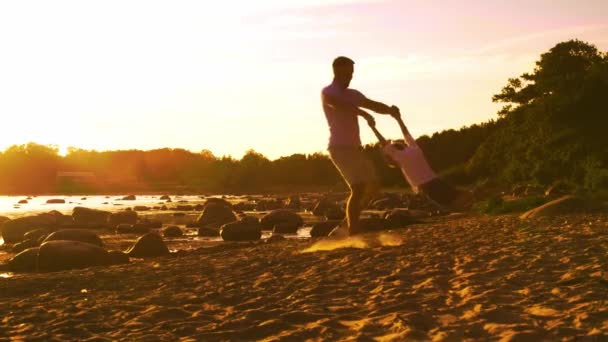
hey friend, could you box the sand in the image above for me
[1,213,607,341]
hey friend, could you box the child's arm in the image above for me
[360,109,387,144]
[395,115,418,147]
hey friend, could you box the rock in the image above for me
[260,210,303,230]
[198,226,220,237]
[383,209,421,229]
[37,240,110,272]
[285,195,302,209]
[240,216,260,225]
[272,222,300,234]
[1,215,56,244]
[109,211,138,227]
[23,228,50,243]
[160,205,168,210]
[266,234,286,243]
[310,221,341,237]
[42,229,104,247]
[160,195,171,200]
[136,219,162,229]
[126,233,169,258]
[12,239,39,253]
[520,195,597,219]
[312,198,336,216]
[325,207,346,220]
[359,217,386,232]
[0,216,10,225]
[133,206,150,211]
[204,197,232,208]
[255,198,283,211]
[121,195,136,200]
[46,199,66,204]
[72,207,111,226]
[233,202,255,211]
[370,195,403,210]
[196,203,237,228]
[175,205,194,211]
[107,251,130,264]
[163,226,183,238]
[220,221,261,241]
[18,199,28,204]
[8,247,39,272]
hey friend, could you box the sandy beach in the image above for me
[1,212,606,341]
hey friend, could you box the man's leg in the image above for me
[346,182,367,235]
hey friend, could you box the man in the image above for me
[322,56,400,236]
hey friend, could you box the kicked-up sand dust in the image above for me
[0,213,606,340]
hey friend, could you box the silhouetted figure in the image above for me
[321,56,400,236]
[367,113,474,212]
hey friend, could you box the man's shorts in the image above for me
[328,146,378,188]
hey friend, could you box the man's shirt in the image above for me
[321,81,366,148]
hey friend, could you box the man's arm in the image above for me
[323,92,399,117]
[360,98,398,116]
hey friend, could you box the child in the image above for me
[366,112,473,212]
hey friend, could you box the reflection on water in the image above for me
[0,272,13,278]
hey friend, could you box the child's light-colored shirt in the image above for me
[382,134,437,191]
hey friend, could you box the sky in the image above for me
[0,0,607,159]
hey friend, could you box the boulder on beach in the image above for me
[72,207,111,226]
[520,195,600,219]
[37,240,111,272]
[46,198,66,204]
[23,228,50,243]
[197,203,237,228]
[107,250,130,265]
[285,195,302,209]
[265,234,286,243]
[325,207,346,220]
[163,226,183,238]
[310,220,341,237]
[121,195,136,201]
[18,199,28,204]
[360,217,387,232]
[384,209,421,229]
[160,195,171,200]
[8,247,40,272]
[260,209,303,230]
[11,238,39,254]
[109,211,138,227]
[126,233,170,258]
[220,221,261,241]
[133,206,150,211]
[1,214,56,244]
[0,216,10,225]
[312,198,336,216]
[198,226,220,237]
[204,197,232,208]
[42,229,104,247]
[272,222,300,234]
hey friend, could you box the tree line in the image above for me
[0,40,605,195]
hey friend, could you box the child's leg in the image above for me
[419,178,472,211]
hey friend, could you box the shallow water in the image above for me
[0,194,216,217]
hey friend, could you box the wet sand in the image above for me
[0,213,607,341]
